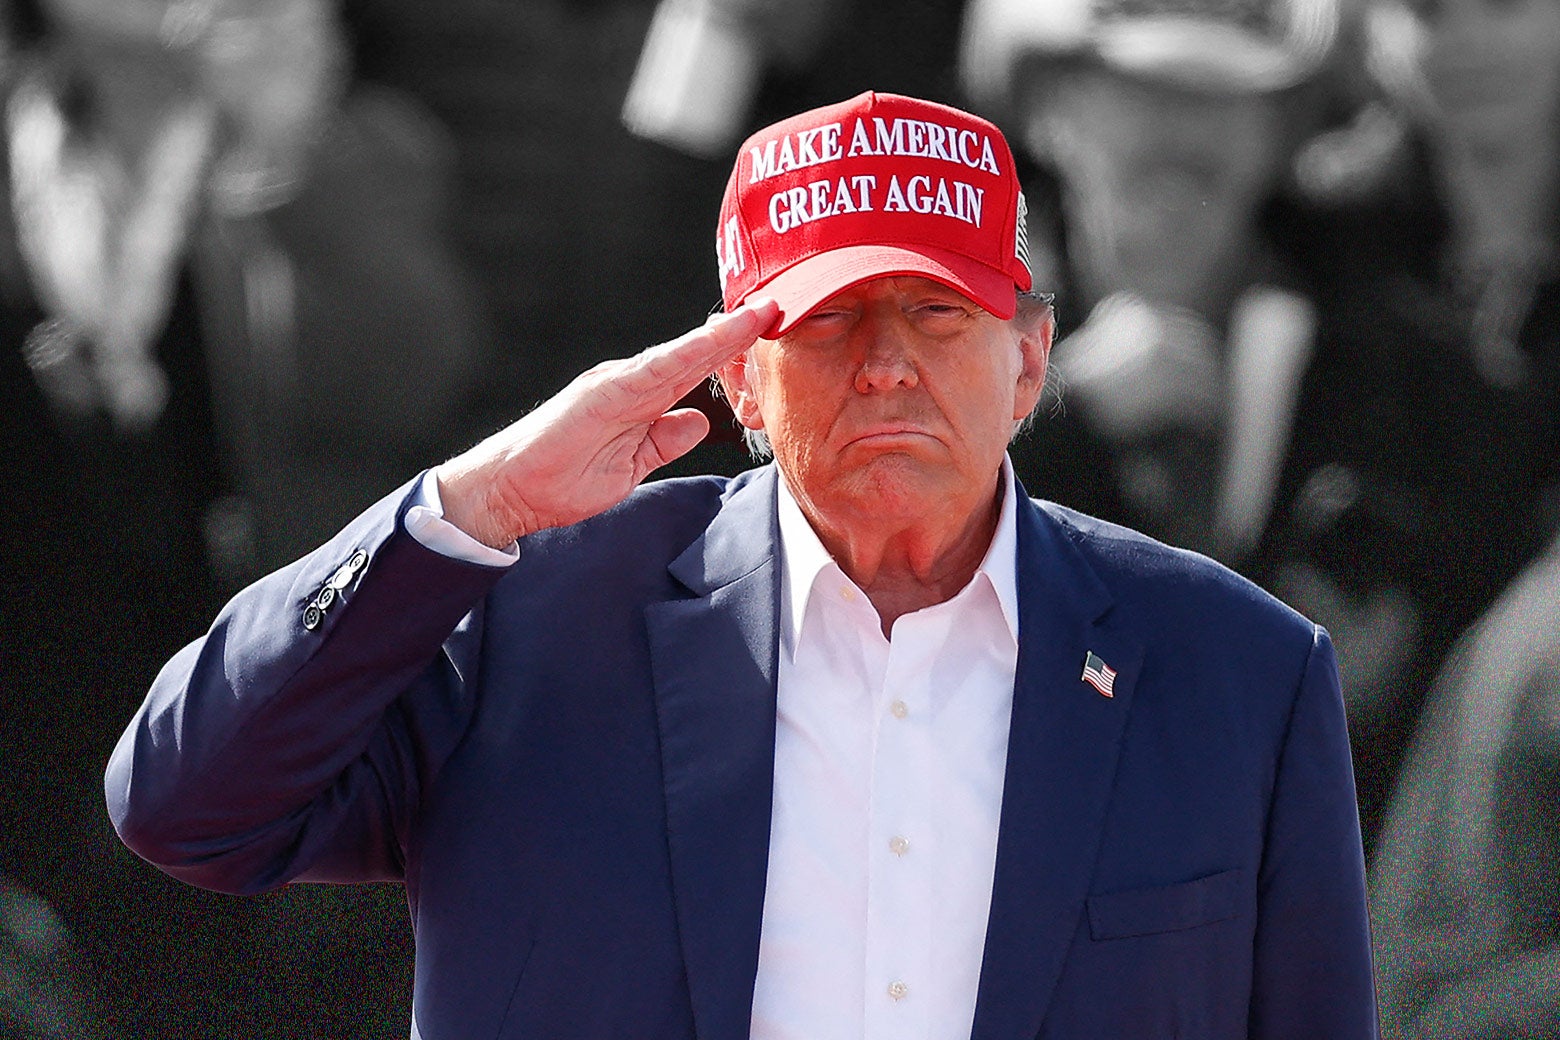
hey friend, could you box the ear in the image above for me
[1012,312,1053,421]
[715,350,766,432]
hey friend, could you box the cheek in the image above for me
[947,356,1029,445]
[763,351,840,418]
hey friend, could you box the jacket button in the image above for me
[348,549,368,571]
[315,586,336,610]
[303,604,324,631]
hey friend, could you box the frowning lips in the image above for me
[839,421,943,448]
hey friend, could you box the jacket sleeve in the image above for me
[104,475,510,894]
[1249,625,1381,1038]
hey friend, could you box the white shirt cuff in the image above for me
[405,470,521,567]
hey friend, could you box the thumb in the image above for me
[635,408,712,476]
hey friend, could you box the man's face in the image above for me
[1022,68,1291,311]
[717,276,1050,529]
[1414,0,1560,154]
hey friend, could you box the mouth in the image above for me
[842,425,936,449]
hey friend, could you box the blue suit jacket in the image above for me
[106,464,1378,1039]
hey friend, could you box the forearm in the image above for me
[105,298,776,892]
[105,477,504,893]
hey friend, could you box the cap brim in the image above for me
[744,245,1022,338]
[1095,16,1337,93]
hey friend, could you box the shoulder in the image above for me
[506,469,768,580]
[1031,496,1320,653]
[530,471,743,549]
[1024,500,1338,785]
[471,474,743,628]
[1036,498,1294,604]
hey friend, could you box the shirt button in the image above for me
[889,700,908,719]
[888,835,910,857]
[887,980,909,1001]
[840,585,856,601]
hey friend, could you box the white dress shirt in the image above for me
[750,466,1017,1040]
[407,464,1020,1040]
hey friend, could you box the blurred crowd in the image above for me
[0,0,1554,1035]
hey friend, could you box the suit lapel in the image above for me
[646,468,781,1040]
[970,496,1144,1040]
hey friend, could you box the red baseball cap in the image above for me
[715,91,1034,337]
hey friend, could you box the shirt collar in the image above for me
[775,457,1022,652]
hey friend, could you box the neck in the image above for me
[799,475,1005,636]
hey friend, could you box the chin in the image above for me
[837,457,951,510]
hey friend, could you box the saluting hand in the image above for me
[434,298,778,548]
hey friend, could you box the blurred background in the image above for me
[0,0,1554,1035]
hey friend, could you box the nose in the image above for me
[852,316,919,393]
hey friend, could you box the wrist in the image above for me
[433,459,530,549]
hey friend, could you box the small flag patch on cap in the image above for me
[1082,650,1117,698]
[1015,191,1031,272]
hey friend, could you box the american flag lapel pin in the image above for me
[1081,650,1117,698]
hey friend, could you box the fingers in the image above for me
[704,295,781,333]
[635,408,712,475]
[638,298,778,390]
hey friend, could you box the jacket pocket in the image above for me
[1086,868,1243,940]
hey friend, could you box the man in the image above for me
[959,0,1347,564]
[6,0,471,1031]
[1370,529,1560,1038]
[958,0,1551,853]
[106,92,1378,1039]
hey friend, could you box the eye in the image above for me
[794,307,854,333]
[911,299,975,326]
